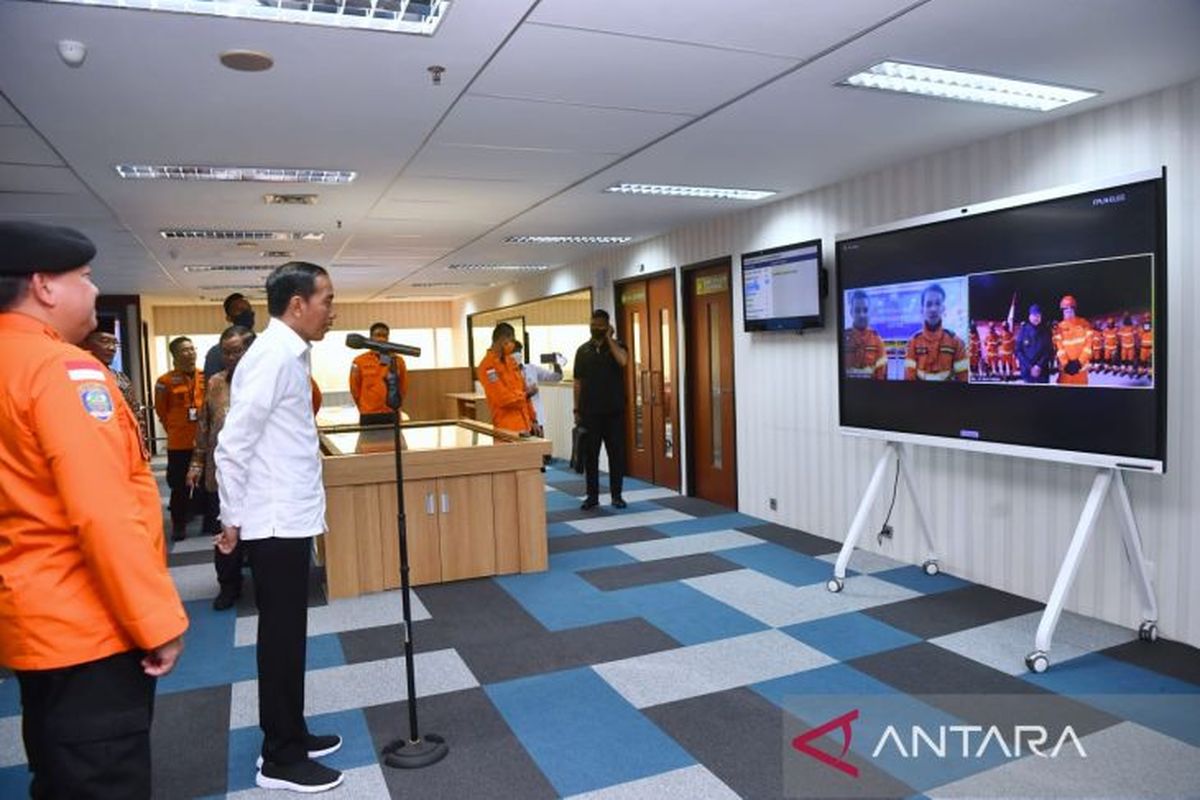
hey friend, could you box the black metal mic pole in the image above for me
[381,356,448,769]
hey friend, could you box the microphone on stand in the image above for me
[345,333,422,358]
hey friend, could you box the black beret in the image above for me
[0,220,96,276]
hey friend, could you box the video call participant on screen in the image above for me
[1016,304,1053,384]
[844,290,887,380]
[1054,295,1092,385]
[349,321,408,426]
[1117,314,1137,376]
[1139,318,1153,376]
[968,322,981,376]
[904,283,968,382]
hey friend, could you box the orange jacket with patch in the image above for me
[154,367,204,450]
[349,351,408,415]
[844,327,887,379]
[477,348,531,433]
[0,312,188,671]
[905,327,968,381]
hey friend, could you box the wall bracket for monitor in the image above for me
[826,441,940,594]
[1024,468,1159,674]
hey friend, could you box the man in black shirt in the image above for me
[574,309,629,510]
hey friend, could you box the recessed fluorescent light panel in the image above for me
[839,61,1098,111]
[605,183,775,201]
[115,165,355,184]
[38,0,449,35]
[183,265,277,273]
[160,229,325,241]
[505,235,632,245]
[448,264,550,272]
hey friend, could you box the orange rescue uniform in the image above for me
[905,326,968,381]
[0,312,188,670]
[969,331,981,371]
[154,367,204,450]
[477,348,532,433]
[1139,324,1153,365]
[1091,329,1105,363]
[1118,324,1137,362]
[1103,328,1119,363]
[998,329,1016,372]
[350,351,408,415]
[983,331,999,370]
[844,326,888,379]
[1055,317,1093,385]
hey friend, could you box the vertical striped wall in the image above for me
[459,78,1200,647]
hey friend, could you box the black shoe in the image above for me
[212,586,241,611]
[256,759,343,793]
[611,497,627,509]
[171,524,187,542]
[256,734,342,769]
[580,497,599,511]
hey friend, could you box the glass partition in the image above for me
[468,289,592,380]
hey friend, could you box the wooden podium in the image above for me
[318,420,550,599]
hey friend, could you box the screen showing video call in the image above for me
[836,174,1166,467]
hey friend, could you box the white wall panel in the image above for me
[461,78,1200,647]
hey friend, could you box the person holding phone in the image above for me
[573,309,629,510]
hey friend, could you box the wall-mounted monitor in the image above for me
[742,239,826,332]
[836,170,1167,472]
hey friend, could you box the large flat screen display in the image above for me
[742,239,825,332]
[836,171,1166,472]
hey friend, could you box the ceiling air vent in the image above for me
[183,265,277,273]
[264,193,319,206]
[160,229,324,241]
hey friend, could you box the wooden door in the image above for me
[647,274,680,490]
[437,474,495,581]
[618,283,653,481]
[402,479,443,585]
[619,275,680,490]
[686,263,738,508]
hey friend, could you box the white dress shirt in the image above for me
[519,359,562,423]
[215,318,325,539]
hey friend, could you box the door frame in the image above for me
[614,268,682,490]
[680,257,738,508]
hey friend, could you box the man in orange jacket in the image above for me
[349,321,408,425]
[844,290,887,379]
[0,220,187,799]
[1117,314,1137,374]
[478,322,533,434]
[1139,318,1154,374]
[155,336,205,540]
[904,284,968,382]
[1055,295,1093,385]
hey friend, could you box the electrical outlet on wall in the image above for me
[769,497,777,511]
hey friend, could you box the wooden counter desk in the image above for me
[318,419,550,599]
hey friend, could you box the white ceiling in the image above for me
[0,0,1197,301]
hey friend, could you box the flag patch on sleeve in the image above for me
[65,359,107,382]
[485,368,499,384]
[78,382,115,422]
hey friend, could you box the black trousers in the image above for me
[583,411,627,500]
[247,536,312,765]
[202,491,244,589]
[165,449,194,529]
[359,412,395,426]
[17,650,156,800]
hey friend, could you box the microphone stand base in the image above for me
[382,733,448,769]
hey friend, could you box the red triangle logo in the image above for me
[791,709,860,778]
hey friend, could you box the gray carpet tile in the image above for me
[364,688,558,800]
[547,525,668,555]
[168,548,216,568]
[413,577,549,646]
[547,506,617,524]
[1099,638,1200,686]
[150,684,231,800]
[735,522,843,557]
[579,553,742,591]
[862,583,1044,639]
[650,495,735,517]
[546,478,608,498]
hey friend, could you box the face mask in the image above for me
[591,327,606,340]
[233,309,255,329]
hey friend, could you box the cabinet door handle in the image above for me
[440,492,450,514]
[425,492,435,515]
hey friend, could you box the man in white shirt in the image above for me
[512,342,562,438]
[214,262,343,793]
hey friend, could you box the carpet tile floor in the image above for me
[1,460,1197,799]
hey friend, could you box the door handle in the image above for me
[440,492,450,514]
[425,492,435,515]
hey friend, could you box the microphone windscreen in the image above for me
[345,333,366,349]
